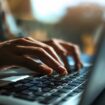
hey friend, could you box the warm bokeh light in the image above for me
[31,0,105,24]
[31,0,69,23]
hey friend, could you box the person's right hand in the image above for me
[0,37,67,75]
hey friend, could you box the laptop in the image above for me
[0,25,104,105]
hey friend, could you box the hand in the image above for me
[26,38,82,71]
[0,37,67,75]
[43,39,83,71]
[0,37,82,75]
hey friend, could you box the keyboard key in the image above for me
[14,93,35,101]
[73,89,82,93]
[2,84,14,91]
[42,87,52,92]
[39,96,58,104]
[58,89,68,93]
[0,90,11,96]
[14,83,23,87]
[0,67,88,104]
[30,80,39,84]
[14,86,28,92]
[29,86,39,91]
[52,92,61,97]
[23,83,34,87]
[63,85,73,90]
[21,90,35,97]
[37,96,45,101]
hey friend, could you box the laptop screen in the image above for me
[79,25,105,105]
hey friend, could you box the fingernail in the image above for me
[57,66,68,75]
[39,65,53,75]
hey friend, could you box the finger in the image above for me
[44,40,70,72]
[60,42,83,70]
[26,37,64,65]
[13,55,53,75]
[14,46,68,75]
[44,46,64,66]
[14,37,63,65]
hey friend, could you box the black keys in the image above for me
[39,96,58,104]
[57,88,69,93]
[23,83,34,87]
[63,85,75,90]
[0,89,11,96]
[30,80,39,84]
[0,70,87,103]
[13,84,28,92]
[21,88,44,97]
[42,87,52,92]
[21,90,35,97]
[14,93,35,101]
[52,92,61,97]
[29,86,40,91]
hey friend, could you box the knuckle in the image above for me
[20,38,27,42]
[37,48,45,53]
[17,38,25,42]
[26,37,34,40]
[26,37,31,39]
[60,49,66,55]
[12,38,25,44]
[71,44,79,51]
[45,46,54,51]
[3,40,15,48]
[49,46,54,51]
[51,39,62,43]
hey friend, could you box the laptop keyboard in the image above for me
[0,67,89,104]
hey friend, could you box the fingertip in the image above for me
[57,66,68,75]
[47,69,53,75]
[76,62,83,71]
[61,70,68,76]
[39,64,53,75]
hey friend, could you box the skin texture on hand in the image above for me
[0,37,82,75]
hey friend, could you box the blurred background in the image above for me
[0,0,105,59]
